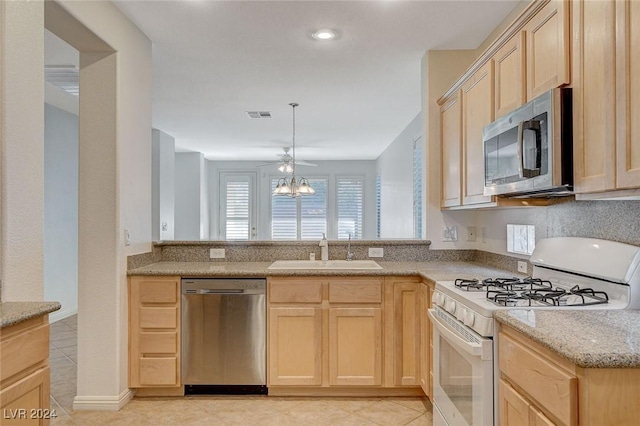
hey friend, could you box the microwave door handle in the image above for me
[521,120,542,178]
[517,121,525,179]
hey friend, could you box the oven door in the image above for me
[429,307,494,426]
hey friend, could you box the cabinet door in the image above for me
[329,307,382,386]
[572,0,616,193]
[391,282,421,386]
[500,379,531,426]
[441,91,463,208]
[0,367,50,426]
[494,31,526,117]
[419,283,431,397]
[462,61,494,205]
[530,406,555,426]
[525,0,570,100]
[616,0,640,188]
[269,307,322,386]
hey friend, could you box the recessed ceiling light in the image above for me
[311,29,338,41]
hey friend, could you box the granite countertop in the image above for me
[127,260,519,282]
[0,301,61,329]
[495,309,640,368]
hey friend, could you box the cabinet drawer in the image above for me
[139,279,178,304]
[139,307,177,329]
[329,279,382,304]
[138,357,178,386]
[499,332,577,426]
[139,332,177,354]
[0,324,49,382]
[269,280,322,303]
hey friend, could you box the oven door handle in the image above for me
[428,309,485,358]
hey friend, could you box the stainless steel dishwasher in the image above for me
[181,278,267,394]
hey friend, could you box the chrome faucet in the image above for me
[346,233,355,261]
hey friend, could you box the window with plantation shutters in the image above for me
[271,177,327,240]
[220,173,255,240]
[300,179,327,239]
[337,176,364,239]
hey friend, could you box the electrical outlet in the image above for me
[443,226,458,242]
[210,248,226,259]
[517,261,528,274]
[368,248,384,258]
[161,222,168,232]
[467,226,477,242]
[124,228,131,246]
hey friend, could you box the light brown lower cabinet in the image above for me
[419,280,434,398]
[0,315,52,426]
[268,307,323,386]
[499,324,640,426]
[128,276,182,395]
[329,307,382,386]
[268,276,422,396]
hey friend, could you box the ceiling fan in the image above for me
[258,147,317,173]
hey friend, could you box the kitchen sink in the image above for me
[268,260,382,270]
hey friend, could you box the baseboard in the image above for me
[49,307,78,323]
[72,389,133,411]
[267,386,425,397]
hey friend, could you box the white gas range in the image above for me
[429,237,640,426]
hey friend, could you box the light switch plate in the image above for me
[368,248,384,258]
[210,248,226,259]
[443,226,458,242]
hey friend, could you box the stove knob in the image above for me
[445,300,456,314]
[463,311,475,327]
[456,308,466,321]
[435,293,445,307]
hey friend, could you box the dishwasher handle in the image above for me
[184,289,246,295]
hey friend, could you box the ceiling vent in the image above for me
[45,65,79,96]
[246,111,272,119]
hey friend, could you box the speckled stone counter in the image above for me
[495,309,640,368]
[0,301,61,329]
[127,260,520,282]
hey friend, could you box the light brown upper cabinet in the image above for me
[615,0,640,190]
[494,31,526,118]
[574,0,640,197]
[462,61,495,205]
[572,0,617,193]
[525,0,570,100]
[440,91,462,208]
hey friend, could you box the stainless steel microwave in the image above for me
[482,88,573,197]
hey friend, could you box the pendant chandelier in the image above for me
[273,103,315,197]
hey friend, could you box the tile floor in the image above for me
[49,315,433,425]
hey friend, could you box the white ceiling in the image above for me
[70,1,520,161]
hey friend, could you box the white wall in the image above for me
[206,160,377,240]
[175,152,207,240]
[423,50,478,251]
[44,103,78,322]
[0,1,45,301]
[151,129,175,241]
[376,114,422,239]
[45,0,152,410]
